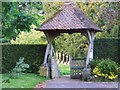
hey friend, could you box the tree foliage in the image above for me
[77,2,119,38]
[55,33,88,58]
[42,2,63,19]
[2,2,44,42]
[11,26,47,44]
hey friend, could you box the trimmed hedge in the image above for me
[2,38,120,73]
[2,44,46,73]
[94,38,120,65]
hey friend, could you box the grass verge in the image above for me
[59,64,70,75]
[2,73,48,88]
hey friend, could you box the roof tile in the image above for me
[36,2,102,32]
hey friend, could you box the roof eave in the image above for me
[35,28,103,33]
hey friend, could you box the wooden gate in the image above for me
[70,58,85,79]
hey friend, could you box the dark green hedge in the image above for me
[2,44,46,73]
[94,38,120,65]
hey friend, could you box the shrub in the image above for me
[92,59,119,80]
[118,67,120,80]
[10,57,29,79]
[89,59,100,72]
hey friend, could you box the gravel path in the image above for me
[36,75,119,89]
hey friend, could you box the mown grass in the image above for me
[2,73,48,88]
[59,64,70,75]
[0,74,2,90]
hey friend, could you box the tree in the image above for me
[1,2,44,42]
[55,33,88,58]
[42,2,63,19]
[10,25,47,44]
[77,2,119,38]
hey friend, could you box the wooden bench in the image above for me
[70,59,85,79]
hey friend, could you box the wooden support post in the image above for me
[44,32,53,79]
[43,31,60,79]
[86,43,91,67]
[86,31,96,67]
[43,44,50,66]
[90,32,96,60]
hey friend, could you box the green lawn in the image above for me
[2,73,48,88]
[59,64,70,75]
[0,74,2,90]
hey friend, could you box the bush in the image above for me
[89,59,100,72]
[10,57,29,79]
[92,59,119,80]
[2,44,46,73]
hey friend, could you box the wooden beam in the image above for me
[43,31,60,79]
[89,32,96,60]
[43,44,50,66]
[43,32,53,79]
[86,42,91,67]
[86,31,96,67]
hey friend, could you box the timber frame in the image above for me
[35,2,102,78]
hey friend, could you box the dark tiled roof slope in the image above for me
[36,2,102,32]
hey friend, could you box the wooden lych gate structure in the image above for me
[36,2,102,79]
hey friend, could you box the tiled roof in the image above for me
[36,2,102,32]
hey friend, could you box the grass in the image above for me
[2,73,48,88]
[0,74,2,90]
[59,64,70,75]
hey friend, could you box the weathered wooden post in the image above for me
[86,31,96,67]
[43,44,50,66]
[83,31,96,81]
[44,32,52,78]
[44,32,60,78]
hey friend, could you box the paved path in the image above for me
[36,75,119,88]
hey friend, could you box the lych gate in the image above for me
[36,2,102,79]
